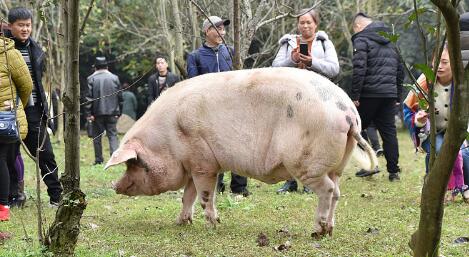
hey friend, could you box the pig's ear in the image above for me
[104,147,137,170]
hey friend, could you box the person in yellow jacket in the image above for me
[0,35,32,222]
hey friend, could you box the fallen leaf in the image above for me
[0,232,12,241]
[274,241,291,251]
[89,223,99,230]
[366,227,379,235]
[361,193,373,199]
[277,227,290,237]
[257,232,269,247]
[453,237,469,244]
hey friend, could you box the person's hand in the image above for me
[353,100,360,107]
[299,53,312,66]
[87,115,95,121]
[291,50,300,63]
[415,110,428,124]
[2,100,11,111]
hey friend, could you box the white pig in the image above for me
[105,67,378,237]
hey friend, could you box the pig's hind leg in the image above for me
[176,178,197,225]
[192,171,220,226]
[300,172,335,238]
[326,173,340,235]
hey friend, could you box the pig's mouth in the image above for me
[124,182,135,192]
[113,180,135,195]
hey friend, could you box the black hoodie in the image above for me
[350,21,404,101]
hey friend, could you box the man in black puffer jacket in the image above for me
[350,13,404,181]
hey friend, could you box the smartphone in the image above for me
[299,43,308,56]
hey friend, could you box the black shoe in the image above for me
[375,149,384,157]
[389,172,400,182]
[277,180,298,193]
[217,183,226,193]
[94,161,103,165]
[232,188,251,197]
[9,194,26,208]
[49,200,60,208]
[303,187,313,194]
[355,169,380,177]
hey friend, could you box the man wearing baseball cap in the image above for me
[187,16,232,77]
[186,15,250,197]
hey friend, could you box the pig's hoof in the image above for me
[205,215,220,227]
[176,215,193,225]
[311,231,324,240]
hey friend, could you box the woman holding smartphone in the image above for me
[272,8,340,193]
[272,8,339,80]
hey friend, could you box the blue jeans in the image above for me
[421,132,445,174]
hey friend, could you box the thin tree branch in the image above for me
[79,0,95,36]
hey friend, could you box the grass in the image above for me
[0,130,468,256]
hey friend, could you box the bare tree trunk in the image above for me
[189,2,200,50]
[160,0,176,72]
[171,0,187,77]
[335,0,354,57]
[46,1,87,255]
[233,0,241,69]
[410,1,469,256]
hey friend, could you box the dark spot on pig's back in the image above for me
[287,105,294,118]
[296,92,302,101]
[345,116,353,126]
[336,101,347,111]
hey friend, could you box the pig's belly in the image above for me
[224,164,292,184]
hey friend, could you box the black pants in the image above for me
[217,172,247,193]
[92,115,119,163]
[358,98,400,173]
[362,123,381,152]
[24,106,63,202]
[0,143,16,205]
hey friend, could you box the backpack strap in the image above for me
[316,35,326,53]
[193,49,201,75]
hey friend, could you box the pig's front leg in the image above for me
[176,178,197,225]
[192,172,219,226]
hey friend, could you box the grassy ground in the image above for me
[0,130,468,256]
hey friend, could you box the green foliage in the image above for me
[414,63,436,82]
[405,7,430,30]
[419,98,429,110]
[378,31,400,44]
